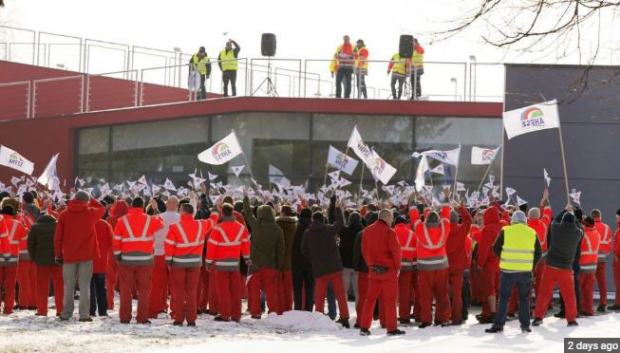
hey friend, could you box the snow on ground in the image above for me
[1,299,618,353]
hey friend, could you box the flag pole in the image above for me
[240,151,256,185]
[451,163,460,201]
[359,162,365,198]
[557,127,571,205]
[322,163,330,188]
[477,160,495,192]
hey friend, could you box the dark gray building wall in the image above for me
[504,64,620,294]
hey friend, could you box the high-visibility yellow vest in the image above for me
[192,54,210,75]
[390,53,409,76]
[412,50,424,68]
[499,224,537,272]
[219,50,238,71]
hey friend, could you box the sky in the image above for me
[0,0,617,99]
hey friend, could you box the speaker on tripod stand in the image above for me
[252,33,278,96]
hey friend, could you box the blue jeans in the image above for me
[494,271,532,329]
[90,273,108,316]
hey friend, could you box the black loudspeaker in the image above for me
[261,33,276,57]
[399,35,414,58]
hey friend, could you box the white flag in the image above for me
[516,195,528,207]
[198,131,243,165]
[347,126,376,169]
[37,153,59,188]
[369,149,397,185]
[416,146,461,167]
[269,164,290,187]
[230,165,245,177]
[208,172,219,181]
[503,100,560,140]
[430,164,445,175]
[137,175,148,185]
[415,156,430,191]
[328,170,341,182]
[163,178,177,191]
[327,145,359,175]
[471,146,500,165]
[0,145,34,175]
[570,189,581,206]
[543,168,551,188]
[505,187,517,197]
[456,182,466,192]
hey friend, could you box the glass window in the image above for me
[109,117,209,184]
[112,117,208,151]
[312,114,413,190]
[211,112,311,186]
[414,117,502,189]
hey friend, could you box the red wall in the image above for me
[0,95,502,186]
[0,60,194,120]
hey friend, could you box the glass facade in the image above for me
[76,113,502,191]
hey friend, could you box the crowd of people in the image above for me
[1,181,619,336]
[188,35,425,101]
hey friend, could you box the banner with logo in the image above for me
[415,146,461,167]
[198,131,243,165]
[327,145,359,175]
[0,145,34,175]
[471,146,500,165]
[347,126,397,184]
[503,100,560,140]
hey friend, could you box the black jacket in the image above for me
[27,215,58,266]
[352,230,368,273]
[301,205,344,278]
[338,213,363,269]
[292,211,312,272]
[546,213,583,270]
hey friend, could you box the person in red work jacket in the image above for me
[54,191,105,321]
[591,209,612,312]
[578,217,601,316]
[476,206,507,324]
[394,215,416,324]
[359,209,403,336]
[0,202,26,314]
[165,203,216,326]
[112,197,164,324]
[105,200,128,310]
[611,209,620,311]
[17,194,38,310]
[205,203,250,322]
[446,204,472,325]
[416,208,452,328]
[528,207,550,300]
[90,216,113,316]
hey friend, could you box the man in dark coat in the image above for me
[533,208,583,326]
[27,214,63,317]
[301,196,349,327]
[243,196,285,318]
[292,208,314,311]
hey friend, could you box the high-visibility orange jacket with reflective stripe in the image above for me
[415,215,451,271]
[112,208,164,266]
[579,225,600,273]
[205,218,250,271]
[0,215,27,267]
[354,47,369,72]
[528,218,548,255]
[18,212,37,260]
[594,218,612,260]
[165,213,217,268]
[395,223,416,270]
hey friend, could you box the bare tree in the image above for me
[437,0,619,63]
[436,0,619,103]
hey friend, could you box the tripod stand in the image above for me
[252,57,279,97]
